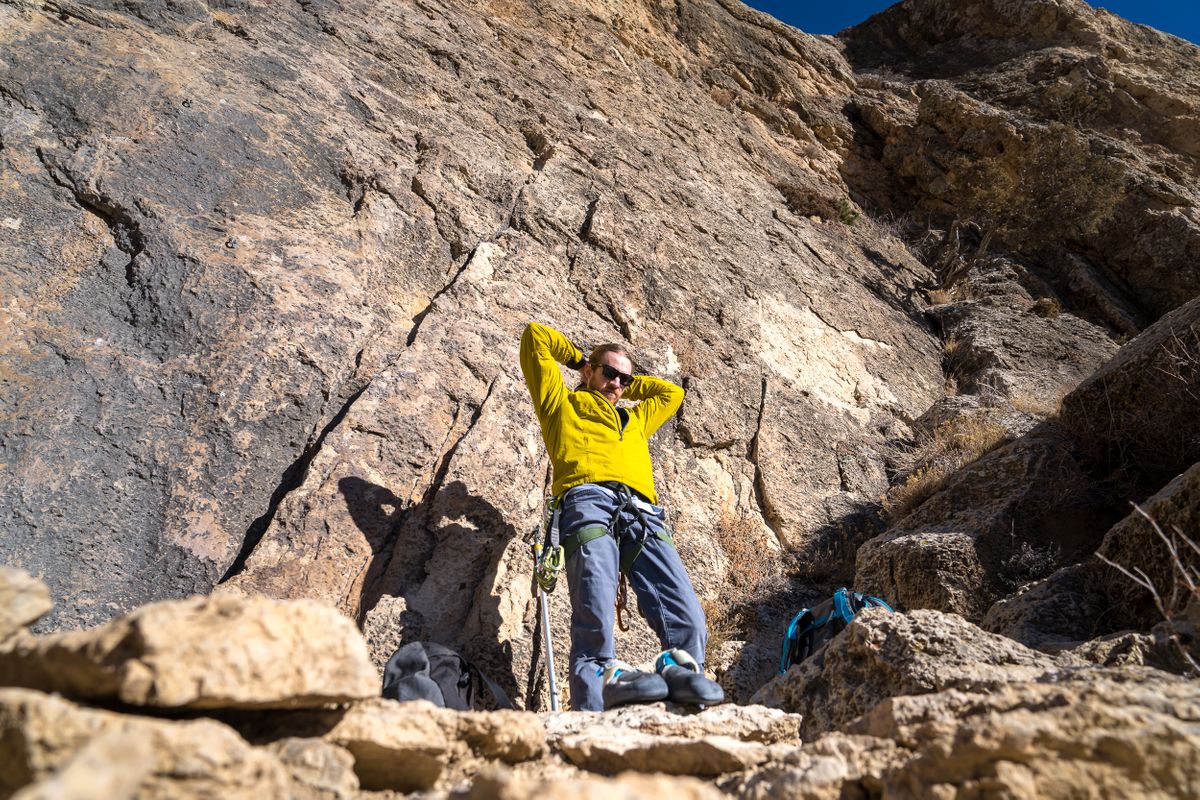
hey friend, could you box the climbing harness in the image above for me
[559,482,675,632]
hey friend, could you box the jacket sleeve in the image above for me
[625,375,684,438]
[520,322,584,420]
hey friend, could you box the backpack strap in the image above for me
[779,608,813,674]
[832,588,859,624]
[468,662,514,710]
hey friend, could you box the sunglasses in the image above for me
[598,363,634,387]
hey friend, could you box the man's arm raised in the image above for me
[519,322,585,419]
[624,374,684,438]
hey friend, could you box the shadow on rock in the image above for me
[340,476,522,706]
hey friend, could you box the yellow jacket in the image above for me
[520,322,684,504]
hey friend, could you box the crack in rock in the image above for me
[36,146,145,288]
[749,375,785,549]
[219,375,370,583]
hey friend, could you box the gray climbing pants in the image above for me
[559,482,708,711]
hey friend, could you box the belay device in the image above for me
[779,588,893,674]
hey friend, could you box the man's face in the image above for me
[583,352,633,404]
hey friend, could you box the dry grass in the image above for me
[884,416,1010,522]
[1009,391,1064,417]
[776,182,841,222]
[942,336,968,393]
[927,282,985,306]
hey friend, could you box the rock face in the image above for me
[0,0,950,702]
[4,0,1200,795]
[842,0,1200,327]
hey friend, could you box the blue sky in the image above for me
[744,1,1199,46]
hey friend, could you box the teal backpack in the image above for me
[779,588,893,674]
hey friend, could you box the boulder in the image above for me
[456,709,547,763]
[264,738,359,800]
[981,562,1110,651]
[9,728,154,800]
[752,608,1077,738]
[1061,296,1200,494]
[555,731,773,777]
[0,568,52,642]
[722,733,903,800]
[0,688,293,798]
[0,593,377,709]
[857,423,1112,620]
[322,699,454,791]
[542,702,802,745]
[464,767,726,800]
[1094,461,1200,627]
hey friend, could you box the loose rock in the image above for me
[0,593,378,709]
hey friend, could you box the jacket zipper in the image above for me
[604,396,625,440]
[589,389,626,440]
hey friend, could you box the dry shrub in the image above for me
[776,182,841,221]
[1098,505,1200,675]
[884,416,1010,522]
[1000,541,1063,589]
[1030,297,1063,318]
[704,510,780,650]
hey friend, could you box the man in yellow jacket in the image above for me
[520,322,718,710]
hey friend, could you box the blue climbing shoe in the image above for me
[601,660,669,709]
[655,648,725,706]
